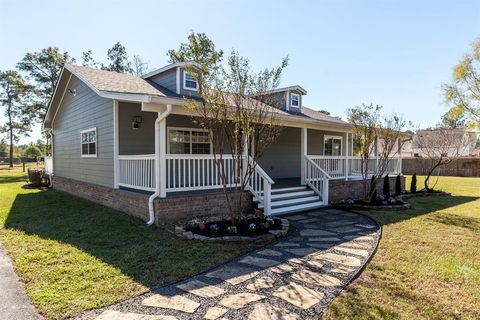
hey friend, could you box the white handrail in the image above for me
[247,155,274,216]
[304,155,330,205]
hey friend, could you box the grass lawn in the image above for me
[324,175,480,320]
[0,165,263,319]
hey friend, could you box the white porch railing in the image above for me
[44,156,53,174]
[165,154,241,191]
[247,156,274,216]
[304,156,330,205]
[309,155,402,179]
[309,156,345,178]
[118,154,156,191]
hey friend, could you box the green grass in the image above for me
[0,165,263,319]
[324,175,480,320]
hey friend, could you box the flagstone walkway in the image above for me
[77,208,380,320]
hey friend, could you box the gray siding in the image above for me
[258,127,301,179]
[179,67,201,98]
[265,91,302,113]
[52,76,114,187]
[119,102,156,155]
[150,68,177,93]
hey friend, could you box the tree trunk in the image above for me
[424,158,443,190]
[8,104,13,168]
[9,127,14,168]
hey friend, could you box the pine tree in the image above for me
[395,174,402,195]
[383,174,391,199]
[410,174,417,193]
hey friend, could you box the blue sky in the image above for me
[1,0,479,144]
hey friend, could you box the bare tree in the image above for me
[414,127,469,190]
[347,103,382,198]
[185,51,288,223]
[376,114,410,177]
[132,55,150,76]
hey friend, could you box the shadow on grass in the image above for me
[0,175,28,184]
[361,195,479,228]
[4,189,259,288]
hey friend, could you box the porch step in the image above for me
[271,200,325,216]
[255,184,326,216]
[257,195,320,209]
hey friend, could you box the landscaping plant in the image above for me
[383,174,391,199]
[410,173,417,193]
[395,174,402,195]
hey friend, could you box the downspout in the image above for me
[48,129,54,188]
[147,104,172,226]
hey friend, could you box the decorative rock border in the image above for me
[174,218,290,242]
[334,191,452,211]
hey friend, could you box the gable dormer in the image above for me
[262,85,307,113]
[142,62,201,98]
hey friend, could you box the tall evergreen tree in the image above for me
[102,42,133,73]
[167,31,224,72]
[0,70,34,167]
[16,47,74,122]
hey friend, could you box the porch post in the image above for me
[159,114,167,198]
[113,100,119,189]
[397,138,402,174]
[242,133,249,186]
[345,132,349,180]
[301,127,307,185]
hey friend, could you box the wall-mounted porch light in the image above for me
[132,116,142,130]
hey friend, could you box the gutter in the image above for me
[147,104,172,226]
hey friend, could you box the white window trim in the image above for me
[323,135,343,156]
[290,93,300,108]
[182,70,199,91]
[167,126,212,154]
[80,127,98,158]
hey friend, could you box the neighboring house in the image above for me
[43,62,403,225]
[402,128,480,158]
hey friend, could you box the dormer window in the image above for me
[183,70,198,91]
[290,93,300,108]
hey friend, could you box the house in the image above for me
[402,128,480,158]
[43,62,403,225]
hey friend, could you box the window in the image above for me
[183,70,198,91]
[81,128,97,157]
[324,135,342,156]
[290,93,300,108]
[168,128,211,154]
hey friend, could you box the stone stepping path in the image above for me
[76,209,380,320]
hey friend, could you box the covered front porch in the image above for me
[113,101,402,215]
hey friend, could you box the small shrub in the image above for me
[410,173,417,193]
[227,226,237,234]
[248,223,257,232]
[209,224,219,234]
[383,174,391,199]
[395,174,402,195]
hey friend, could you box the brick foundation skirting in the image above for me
[52,176,151,222]
[154,192,253,226]
[329,176,406,204]
[52,176,253,227]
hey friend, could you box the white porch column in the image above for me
[159,114,167,198]
[345,132,349,180]
[113,100,119,188]
[301,127,307,185]
[242,132,249,186]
